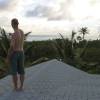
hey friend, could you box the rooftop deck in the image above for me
[0,59,100,100]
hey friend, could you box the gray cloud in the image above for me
[25,5,47,17]
[0,0,19,11]
[0,0,8,9]
[25,0,73,20]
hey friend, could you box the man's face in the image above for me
[11,19,19,29]
[11,22,15,28]
[11,22,18,29]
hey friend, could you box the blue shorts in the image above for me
[10,51,25,75]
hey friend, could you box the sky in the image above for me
[0,0,100,39]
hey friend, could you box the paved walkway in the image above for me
[0,59,100,100]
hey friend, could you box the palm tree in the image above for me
[77,36,82,42]
[52,33,76,65]
[71,30,76,49]
[79,27,88,40]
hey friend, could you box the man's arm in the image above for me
[7,34,15,59]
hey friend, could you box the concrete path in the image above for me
[0,59,100,100]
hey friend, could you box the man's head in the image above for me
[11,18,19,29]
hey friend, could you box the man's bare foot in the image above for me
[18,87,24,91]
[13,87,19,91]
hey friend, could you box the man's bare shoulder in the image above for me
[19,29,24,35]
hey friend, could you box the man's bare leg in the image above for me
[12,75,18,90]
[19,75,24,90]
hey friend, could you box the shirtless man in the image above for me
[7,18,25,91]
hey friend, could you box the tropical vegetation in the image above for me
[0,26,100,79]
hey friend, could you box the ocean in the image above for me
[26,34,98,41]
[26,35,64,41]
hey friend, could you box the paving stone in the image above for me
[0,59,100,100]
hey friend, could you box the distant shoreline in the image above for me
[26,34,66,41]
[26,34,67,41]
[26,34,99,41]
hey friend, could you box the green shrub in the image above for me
[82,48,100,62]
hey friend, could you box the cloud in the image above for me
[25,0,73,20]
[0,0,100,39]
[24,0,100,21]
[25,5,47,17]
[0,0,9,9]
[0,0,19,11]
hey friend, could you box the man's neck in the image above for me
[14,27,19,32]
